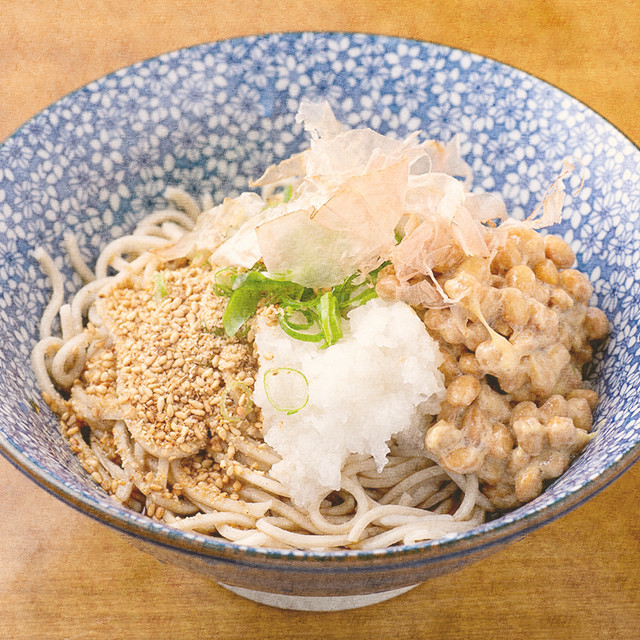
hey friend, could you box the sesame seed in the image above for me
[59,263,266,522]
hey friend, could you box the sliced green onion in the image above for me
[190,250,211,267]
[368,260,391,284]
[219,381,253,422]
[318,291,343,347]
[279,291,321,310]
[216,263,382,348]
[280,307,317,331]
[263,367,309,415]
[213,265,238,296]
[153,271,169,300]
[277,313,324,342]
[332,272,359,303]
[341,286,378,308]
[222,285,263,337]
[222,269,307,337]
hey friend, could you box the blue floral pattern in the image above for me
[1,33,639,554]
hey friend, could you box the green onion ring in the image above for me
[263,367,309,415]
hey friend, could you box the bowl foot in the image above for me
[218,583,418,611]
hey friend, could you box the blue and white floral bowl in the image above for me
[1,33,640,611]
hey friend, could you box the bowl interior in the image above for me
[1,32,640,558]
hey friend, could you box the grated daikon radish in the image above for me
[253,298,446,507]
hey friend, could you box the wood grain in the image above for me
[1,1,640,638]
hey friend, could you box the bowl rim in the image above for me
[3,435,639,567]
[2,30,640,567]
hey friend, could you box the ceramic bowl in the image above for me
[1,32,639,611]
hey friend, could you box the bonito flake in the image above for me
[156,100,574,308]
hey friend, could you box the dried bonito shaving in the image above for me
[156,100,578,310]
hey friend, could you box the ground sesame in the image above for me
[49,262,280,531]
[88,265,260,462]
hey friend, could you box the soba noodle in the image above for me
[32,189,489,550]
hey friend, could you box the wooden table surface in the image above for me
[2,1,640,638]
